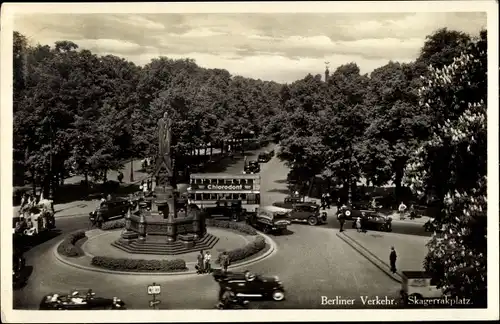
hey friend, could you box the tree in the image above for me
[417,28,471,71]
[362,61,432,197]
[404,30,487,304]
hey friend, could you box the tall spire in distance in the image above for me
[324,61,330,82]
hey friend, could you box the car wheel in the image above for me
[262,226,270,234]
[379,224,386,231]
[272,290,285,301]
[307,216,318,226]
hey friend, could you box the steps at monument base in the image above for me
[111,234,219,255]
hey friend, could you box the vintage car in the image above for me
[202,200,244,222]
[13,206,56,237]
[257,151,272,163]
[213,270,286,301]
[39,290,126,310]
[246,206,291,234]
[243,161,260,174]
[400,271,443,306]
[337,204,378,222]
[288,203,327,226]
[350,214,392,232]
[89,197,130,224]
[272,194,316,209]
[423,218,445,233]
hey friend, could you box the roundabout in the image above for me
[53,224,276,275]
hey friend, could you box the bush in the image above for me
[91,256,188,272]
[101,219,126,230]
[217,235,266,264]
[57,231,86,257]
[206,219,257,235]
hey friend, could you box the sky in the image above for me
[14,12,486,83]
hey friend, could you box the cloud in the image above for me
[13,12,487,82]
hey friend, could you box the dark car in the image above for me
[351,214,392,232]
[39,291,126,310]
[272,194,313,209]
[203,200,244,222]
[258,152,272,163]
[243,161,260,174]
[423,218,444,233]
[246,206,291,234]
[337,204,378,221]
[89,197,130,224]
[213,270,286,301]
[288,203,327,226]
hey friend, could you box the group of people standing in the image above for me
[196,250,231,274]
[16,192,55,235]
[320,193,332,210]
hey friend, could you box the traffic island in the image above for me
[336,230,430,283]
[54,221,276,275]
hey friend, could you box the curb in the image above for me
[53,232,277,276]
[336,231,403,283]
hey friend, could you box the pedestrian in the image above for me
[398,201,407,220]
[117,171,124,183]
[204,251,212,273]
[337,197,341,209]
[139,180,145,192]
[147,178,152,191]
[326,193,331,209]
[338,211,345,232]
[107,193,112,201]
[356,217,362,232]
[361,214,368,233]
[390,247,397,274]
[196,250,205,274]
[220,251,230,273]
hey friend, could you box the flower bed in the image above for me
[91,256,187,272]
[57,231,87,257]
[206,219,257,235]
[101,219,126,230]
[217,235,266,264]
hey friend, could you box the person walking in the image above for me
[196,250,205,274]
[204,251,212,273]
[320,194,326,210]
[398,202,407,220]
[325,193,331,209]
[220,251,230,273]
[355,217,362,232]
[338,210,345,232]
[117,171,124,183]
[390,247,397,274]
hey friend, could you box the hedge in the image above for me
[91,256,187,272]
[101,219,126,230]
[206,219,257,235]
[217,235,266,264]
[57,231,87,257]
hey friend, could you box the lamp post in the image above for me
[129,159,134,182]
[48,117,54,200]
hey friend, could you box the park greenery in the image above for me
[13,27,487,300]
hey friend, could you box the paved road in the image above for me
[14,147,404,310]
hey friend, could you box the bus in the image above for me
[187,173,261,214]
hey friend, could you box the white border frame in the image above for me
[1,1,498,322]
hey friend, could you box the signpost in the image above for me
[147,283,161,309]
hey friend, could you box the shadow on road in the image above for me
[276,229,294,236]
[273,179,288,184]
[14,230,63,253]
[13,265,34,291]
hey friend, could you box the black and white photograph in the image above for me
[1,1,498,322]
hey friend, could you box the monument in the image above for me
[113,112,219,255]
